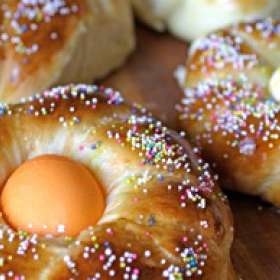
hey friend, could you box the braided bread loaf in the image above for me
[178,18,280,206]
[0,0,135,103]
[131,0,280,40]
[0,84,235,279]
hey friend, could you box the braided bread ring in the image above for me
[178,18,280,206]
[0,85,235,279]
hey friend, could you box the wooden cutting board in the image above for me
[103,26,280,280]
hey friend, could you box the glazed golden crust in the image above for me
[1,0,85,74]
[0,85,235,279]
[178,18,280,206]
[0,0,135,102]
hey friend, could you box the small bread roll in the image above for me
[132,0,280,40]
[178,18,280,207]
[0,0,135,103]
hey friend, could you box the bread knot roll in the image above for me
[0,84,235,279]
[178,18,280,206]
[132,0,280,40]
[0,0,135,103]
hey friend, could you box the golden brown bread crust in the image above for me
[1,0,85,73]
[178,18,280,206]
[0,84,235,279]
[0,0,135,103]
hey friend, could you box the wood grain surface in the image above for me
[102,26,280,280]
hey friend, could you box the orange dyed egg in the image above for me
[1,155,105,236]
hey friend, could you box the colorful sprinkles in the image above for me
[0,84,227,279]
[0,0,79,56]
[179,19,280,157]
[190,32,258,71]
